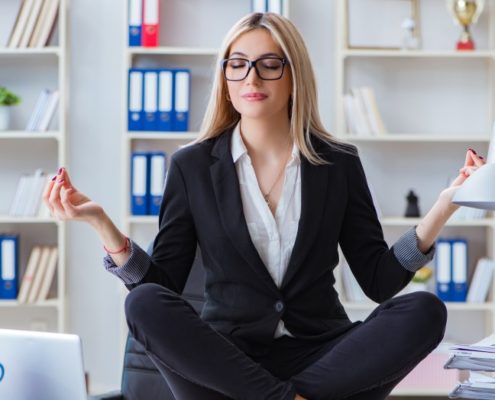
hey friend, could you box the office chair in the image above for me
[93,245,205,400]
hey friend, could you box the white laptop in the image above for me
[0,329,88,400]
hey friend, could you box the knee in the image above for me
[407,291,447,342]
[125,283,159,324]
[125,283,178,325]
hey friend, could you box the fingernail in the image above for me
[468,148,477,155]
[51,176,56,181]
[480,156,484,159]
[58,179,65,184]
[58,167,64,175]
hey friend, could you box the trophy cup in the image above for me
[447,0,485,50]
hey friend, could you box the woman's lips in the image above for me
[241,92,268,101]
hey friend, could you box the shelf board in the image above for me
[127,132,199,140]
[380,217,494,227]
[0,299,60,308]
[343,49,494,59]
[127,47,218,56]
[343,301,493,312]
[0,216,58,224]
[339,134,491,143]
[390,387,451,396]
[0,47,60,56]
[127,215,158,224]
[0,131,60,140]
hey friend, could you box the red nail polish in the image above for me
[58,179,65,184]
[58,167,64,175]
[480,156,484,159]
[468,148,477,155]
[51,176,56,181]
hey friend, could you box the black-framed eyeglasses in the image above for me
[221,57,288,81]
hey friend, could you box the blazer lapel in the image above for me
[210,131,279,295]
[281,152,331,289]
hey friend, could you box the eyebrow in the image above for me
[229,51,283,58]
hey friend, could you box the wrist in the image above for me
[87,209,110,231]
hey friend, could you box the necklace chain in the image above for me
[262,141,292,206]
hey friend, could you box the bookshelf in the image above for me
[335,0,495,396]
[0,0,68,332]
[120,0,290,356]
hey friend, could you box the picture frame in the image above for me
[346,0,421,50]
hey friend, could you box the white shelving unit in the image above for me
[335,0,495,396]
[0,0,68,332]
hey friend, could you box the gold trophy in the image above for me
[447,0,485,50]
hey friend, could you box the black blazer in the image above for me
[129,129,414,356]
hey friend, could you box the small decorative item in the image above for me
[446,0,485,50]
[401,16,420,50]
[409,266,433,292]
[347,0,421,50]
[0,87,21,131]
[404,189,420,217]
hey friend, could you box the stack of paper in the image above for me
[445,334,495,398]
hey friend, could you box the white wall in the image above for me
[68,0,334,392]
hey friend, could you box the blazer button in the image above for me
[274,301,284,312]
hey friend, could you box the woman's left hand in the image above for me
[438,148,486,208]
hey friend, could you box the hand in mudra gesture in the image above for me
[43,167,103,223]
[438,148,486,207]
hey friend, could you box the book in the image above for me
[8,0,35,48]
[0,236,19,300]
[30,0,59,48]
[467,258,495,303]
[26,89,59,131]
[37,247,58,301]
[359,87,387,135]
[26,89,50,130]
[17,246,42,303]
[37,89,59,131]
[27,246,51,303]
[18,0,44,48]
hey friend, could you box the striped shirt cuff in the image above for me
[103,240,150,284]
[393,226,435,272]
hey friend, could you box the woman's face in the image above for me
[224,29,292,122]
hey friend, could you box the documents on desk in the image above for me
[445,334,495,399]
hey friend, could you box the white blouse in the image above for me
[231,124,301,338]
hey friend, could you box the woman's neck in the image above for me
[239,116,292,161]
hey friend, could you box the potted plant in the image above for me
[409,266,433,292]
[0,87,21,130]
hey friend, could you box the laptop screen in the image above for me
[0,329,87,400]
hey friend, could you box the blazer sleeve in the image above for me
[338,152,414,303]
[109,157,198,294]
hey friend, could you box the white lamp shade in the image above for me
[452,163,495,210]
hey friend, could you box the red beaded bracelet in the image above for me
[104,236,130,255]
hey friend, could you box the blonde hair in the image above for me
[193,12,352,164]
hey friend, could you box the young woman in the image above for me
[44,12,485,400]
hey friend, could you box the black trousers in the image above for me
[125,284,447,400]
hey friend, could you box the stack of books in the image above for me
[17,245,58,303]
[2,0,60,49]
[343,86,387,136]
[26,89,60,131]
[445,334,495,399]
[9,169,53,217]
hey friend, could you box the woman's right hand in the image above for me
[43,167,104,225]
